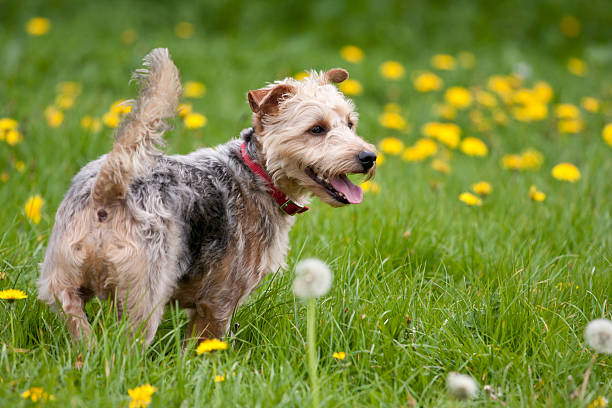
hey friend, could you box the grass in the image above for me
[1,1,611,406]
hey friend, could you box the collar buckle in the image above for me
[280,199,308,216]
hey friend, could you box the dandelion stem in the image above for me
[307,298,320,408]
[10,309,15,347]
[580,353,597,399]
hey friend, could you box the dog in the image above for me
[37,48,377,345]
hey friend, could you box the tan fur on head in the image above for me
[249,70,377,207]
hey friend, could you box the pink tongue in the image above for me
[330,174,363,204]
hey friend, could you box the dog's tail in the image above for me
[92,48,182,207]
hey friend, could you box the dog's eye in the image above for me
[309,125,326,135]
[348,121,354,129]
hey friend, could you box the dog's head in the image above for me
[247,69,377,207]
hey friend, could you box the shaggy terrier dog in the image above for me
[38,48,377,345]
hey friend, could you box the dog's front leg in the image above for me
[185,301,232,343]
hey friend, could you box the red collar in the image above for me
[240,142,309,216]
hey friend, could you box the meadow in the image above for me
[0,1,611,406]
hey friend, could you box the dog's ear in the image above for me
[248,84,295,114]
[325,68,349,84]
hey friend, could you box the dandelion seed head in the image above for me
[447,372,479,400]
[292,258,332,299]
[585,319,612,354]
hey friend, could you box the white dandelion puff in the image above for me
[447,372,479,400]
[292,258,332,299]
[585,319,612,354]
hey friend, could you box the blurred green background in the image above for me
[0,1,611,406]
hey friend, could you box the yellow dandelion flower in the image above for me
[121,29,137,45]
[340,45,364,63]
[555,104,580,119]
[55,94,75,110]
[459,192,482,206]
[533,81,553,103]
[26,17,50,36]
[434,104,457,120]
[568,58,586,76]
[501,154,521,170]
[376,152,386,166]
[380,61,405,80]
[493,110,508,125]
[57,81,82,97]
[184,81,206,98]
[558,119,584,134]
[513,102,548,122]
[0,289,28,300]
[110,100,132,115]
[44,106,63,128]
[103,112,121,128]
[339,79,363,96]
[413,72,443,92]
[488,76,513,100]
[433,125,461,149]
[552,163,580,182]
[25,195,44,224]
[431,54,456,70]
[177,103,193,118]
[128,384,156,408]
[175,22,194,39]
[81,115,94,129]
[214,375,226,383]
[378,137,404,155]
[196,338,228,354]
[458,51,476,69]
[383,103,401,113]
[431,158,451,174]
[360,181,380,194]
[21,387,54,402]
[460,137,487,156]
[5,129,23,146]
[1,172,8,182]
[560,15,581,38]
[15,161,26,172]
[581,97,599,113]
[471,181,492,196]
[184,113,207,129]
[475,90,497,108]
[0,118,18,131]
[422,122,461,149]
[529,185,546,202]
[332,352,346,360]
[519,148,544,170]
[602,123,612,147]
[415,138,438,156]
[469,109,484,126]
[378,112,407,130]
[587,396,608,408]
[294,71,309,81]
[444,86,472,109]
[402,146,427,162]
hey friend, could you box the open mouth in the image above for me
[305,167,364,204]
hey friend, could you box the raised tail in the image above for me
[92,48,182,207]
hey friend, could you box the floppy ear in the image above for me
[325,68,349,83]
[247,84,295,114]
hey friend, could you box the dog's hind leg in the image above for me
[57,287,91,341]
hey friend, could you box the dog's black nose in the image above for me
[357,151,377,171]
